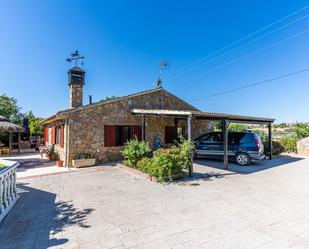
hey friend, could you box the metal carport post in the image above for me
[187,114,193,177]
[222,119,229,170]
[268,122,272,160]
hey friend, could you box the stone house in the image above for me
[42,66,212,166]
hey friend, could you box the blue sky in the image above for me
[1,0,309,123]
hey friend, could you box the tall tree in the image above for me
[0,94,24,125]
[26,110,44,134]
[29,117,44,134]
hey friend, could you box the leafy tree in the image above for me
[102,96,117,101]
[213,121,222,131]
[25,110,44,134]
[228,123,247,132]
[0,94,24,125]
[214,122,248,132]
[27,110,35,121]
[294,123,309,139]
[274,123,288,128]
[29,117,44,134]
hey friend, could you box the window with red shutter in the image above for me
[104,125,116,147]
[165,126,177,144]
[104,125,142,147]
[44,127,49,143]
[60,125,65,148]
[52,126,56,144]
[133,126,142,141]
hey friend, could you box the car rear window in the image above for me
[239,133,253,144]
[254,134,263,144]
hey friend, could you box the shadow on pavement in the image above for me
[194,154,305,175]
[0,182,94,249]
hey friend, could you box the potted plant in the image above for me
[56,155,64,167]
[47,145,57,161]
[72,153,96,168]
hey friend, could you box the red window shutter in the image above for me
[104,125,116,147]
[60,125,65,148]
[134,126,142,141]
[44,127,48,143]
[165,126,177,144]
[52,126,56,144]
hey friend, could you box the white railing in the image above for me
[0,160,19,222]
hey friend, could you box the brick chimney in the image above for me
[68,66,85,108]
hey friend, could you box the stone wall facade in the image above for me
[297,137,309,156]
[65,88,212,166]
[70,84,83,108]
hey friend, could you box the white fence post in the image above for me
[0,160,19,223]
[0,175,3,213]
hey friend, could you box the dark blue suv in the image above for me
[194,131,265,165]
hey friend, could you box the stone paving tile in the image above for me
[80,240,103,249]
[120,231,143,248]
[100,234,123,248]
[1,155,309,249]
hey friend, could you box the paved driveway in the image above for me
[1,153,72,179]
[1,155,309,249]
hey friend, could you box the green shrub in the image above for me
[272,141,285,155]
[141,138,194,182]
[121,139,151,168]
[124,138,194,182]
[150,148,181,181]
[264,140,284,156]
[264,138,297,155]
[175,137,195,170]
[137,157,152,173]
[280,138,297,153]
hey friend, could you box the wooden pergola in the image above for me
[132,109,275,177]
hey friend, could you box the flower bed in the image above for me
[121,137,194,182]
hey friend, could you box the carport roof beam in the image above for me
[131,109,275,123]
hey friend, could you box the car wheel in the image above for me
[235,153,251,166]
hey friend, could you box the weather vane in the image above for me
[155,60,169,88]
[66,50,85,66]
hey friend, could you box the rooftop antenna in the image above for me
[66,50,85,66]
[155,60,168,88]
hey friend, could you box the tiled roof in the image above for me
[42,87,198,124]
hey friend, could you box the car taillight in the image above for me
[254,135,261,152]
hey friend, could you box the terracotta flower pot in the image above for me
[56,160,64,167]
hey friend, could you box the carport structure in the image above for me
[132,109,275,177]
